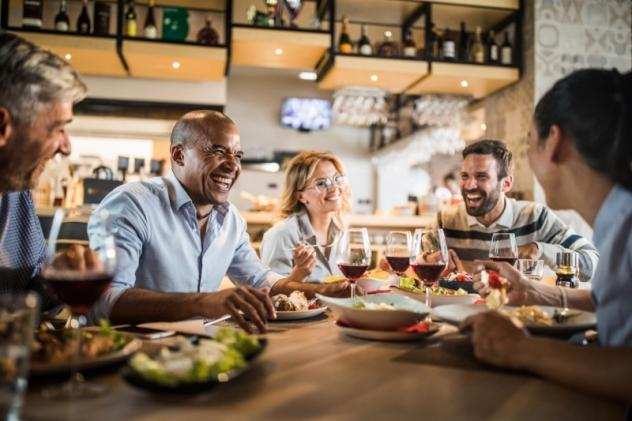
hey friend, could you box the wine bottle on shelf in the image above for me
[55,0,70,32]
[77,0,92,34]
[487,30,499,64]
[125,0,138,37]
[428,23,440,59]
[338,16,353,54]
[442,28,456,60]
[197,17,219,45]
[358,24,373,56]
[470,26,485,63]
[501,31,512,65]
[22,0,43,29]
[144,0,158,39]
[378,30,399,57]
[457,21,468,61]
[402,29,417,57]
[94,1,111,35]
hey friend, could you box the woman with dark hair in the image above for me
[464,68,632,403]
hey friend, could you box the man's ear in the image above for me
[170,144,184,167]
[501,174,513,193]
[0,108,14,148]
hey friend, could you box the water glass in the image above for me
[0,293,39,421]
[518,259,544,281]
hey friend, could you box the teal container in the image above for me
[162,7,189,42]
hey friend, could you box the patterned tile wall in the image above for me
[480,0,631,198]
[535,0,632,100]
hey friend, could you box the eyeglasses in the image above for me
[304,175,348,192]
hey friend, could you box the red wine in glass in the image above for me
[411,263,445,286]
[338,264,368,282]
[41,271,112,315]
[386,256,410,273]
[490,256,518,266]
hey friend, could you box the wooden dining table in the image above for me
[23,313,626,421]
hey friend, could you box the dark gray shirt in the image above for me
[591,185,632,347]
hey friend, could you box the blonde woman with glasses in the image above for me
[261,151,352,297]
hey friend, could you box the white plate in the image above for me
[31,330,142,375]
[432,304,597,334]
[335,321,440,342]
[316,293,430,331]
[390,286,480,307]
[274,306,327,321]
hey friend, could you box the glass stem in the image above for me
[69,314,84,389]
[350,282,356,303]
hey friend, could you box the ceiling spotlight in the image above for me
[171,61,181,69]
[299,71,317,81]
[64,53,72,61]
[370,74,379,82]
[274,48,283,55]
[460,80,469,88]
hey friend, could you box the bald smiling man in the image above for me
[88,111,326,332]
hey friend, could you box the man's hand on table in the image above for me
[200,286,276,334]
[315,281,352,298]
[518,242,540,260]
[460,310,530,370]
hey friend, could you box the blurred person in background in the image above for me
[464,68,632,404]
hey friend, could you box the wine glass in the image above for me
[336,228,371,303]
[410,228,448,308]
[282,0,303,28]
[40,209,116,399]
[385,231,412,285]
[489,233,518,266]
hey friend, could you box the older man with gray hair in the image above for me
[0,32,86,307]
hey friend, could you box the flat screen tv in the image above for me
[280,98,331,131]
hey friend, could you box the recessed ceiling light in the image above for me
[385,30,392,37]
[299,71,317,81]
[460,80,469,88]
[171,61,181,69]
[274,48,283,55]
[64,53,72,60]
[370,74,378,82]
[481,123,487,131]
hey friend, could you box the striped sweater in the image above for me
[436,198,599,282]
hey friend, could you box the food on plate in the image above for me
[129,328,260,386]
[272,291,309,311]
[399,321,431,333]
[352,301,396,311]
[31,320,129,365]
[398,277,467,296]
[364,268,390,280]
[447,271,473,282]
[482,270,508,310]
[323,274,347,284]
[504,305,553,326]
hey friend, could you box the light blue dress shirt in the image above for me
[88,171,279,320]
[591,184,632,347]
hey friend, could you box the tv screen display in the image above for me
[281,98,331,131]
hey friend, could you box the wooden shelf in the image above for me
[9,30,126,77]
[134,0,225,11]
[317,53,429,93]
[231,25,330,70]
[405,62,519,98]
[124,39,227,81]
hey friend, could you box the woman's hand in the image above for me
[472,260,534,306]
[460,311,531,370]
[291,243,316,280]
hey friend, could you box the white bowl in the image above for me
[390,286,480,307]
[356,278,390,294]
[316,293,430,331]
